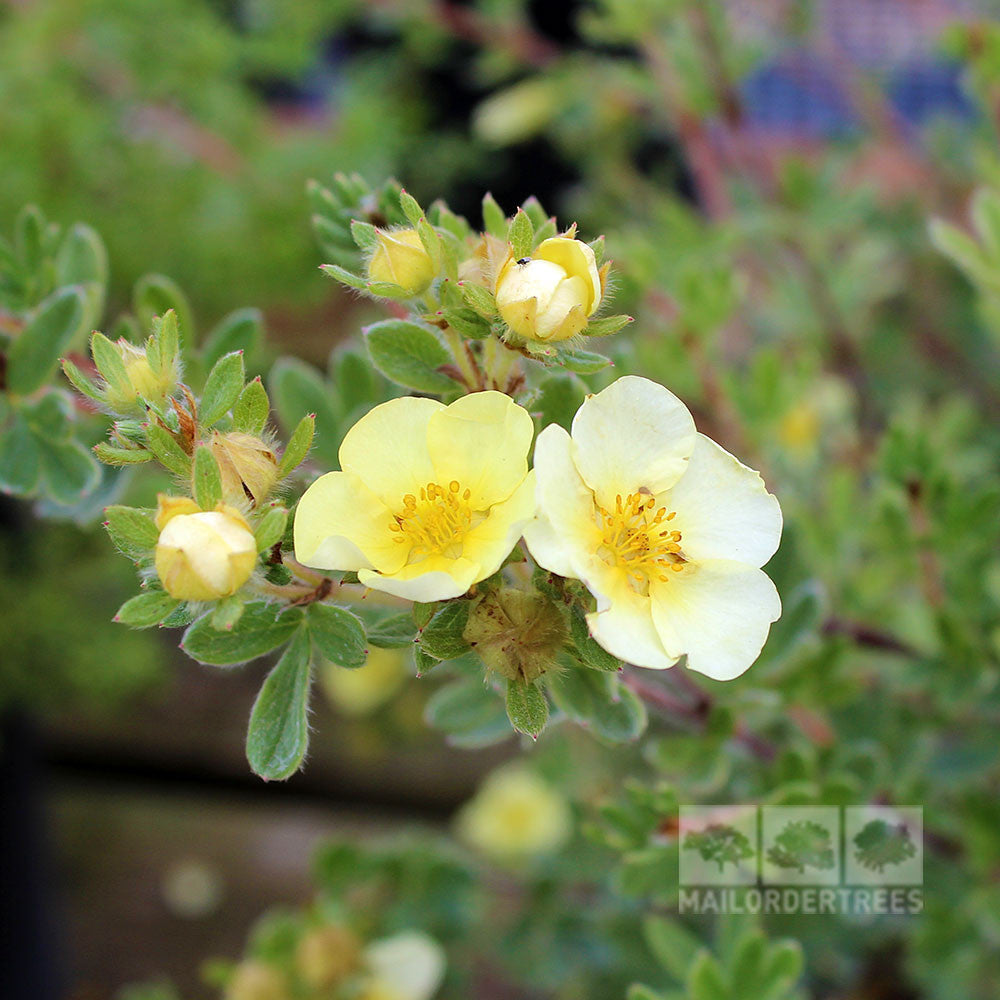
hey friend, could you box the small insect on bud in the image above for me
[494,235,603,343]
[296,924,363,990]
[154,495,257,601]
[367,227,436,296]
[463,587,568,683]
[208,431,279,507]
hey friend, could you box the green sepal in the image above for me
[254,504,288,552]
[507,208,534,260]
[418,600,471,660]
[553,346,612,373]
[104,505,159,560]
[145,422,191,478]
[193,445,223,510]
[199,350,245,428]
[233,377,270,435]
[60,358,102,402]
[481,192,506,237]
[114,590,181,628]
[505,678,549,737]
[93,442,153,466]
[458,281,498,319]
[133,274,194,351]
[584,314,633,337]
[211,596,246,632]
[278,414,315,477]
[570,603,622,671]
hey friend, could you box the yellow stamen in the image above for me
[393,479,474,558]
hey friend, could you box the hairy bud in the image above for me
[209,431,279,507]
[296,925,363,990]
[368,227,435,296]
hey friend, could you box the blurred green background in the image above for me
[2,1,1000,999]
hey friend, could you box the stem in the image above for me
[483,337,520,391]
[443,326,482,390]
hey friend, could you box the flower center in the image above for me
[596,492,686,592]
[390,480,474,559]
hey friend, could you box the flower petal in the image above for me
[571,376,696,506]
[364,932,446,1000]
[462,470,536,579]
[536,237,601,313]
[339,396,443,506]
[664,434,782,568]
[293,471,409,574]
[650,560,781,681]
[522,423,599,579]
[426,391,534,507]
[359,555,481,602]
[582,558,679,670]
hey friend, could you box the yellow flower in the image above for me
[523,376,782,680]
[456,766,571,860]
[103,339,178,411]
[224,961,289,1000]
[494,236,602,343]
[360,932,445,1000]
[154,495,257,601]
[320,647,408,716]
[368,228,435,296]
[208,431,279,507]
[296,924,362,990]
[293,392,536,603]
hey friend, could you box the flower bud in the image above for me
[154,495,257,601]
[495,236,602,343]
[296,924,363,990]
[368,228,435,296]
[208,431,279,507]
[224,961,289,1000]
[463,588,568,683]
[103,339,178,412]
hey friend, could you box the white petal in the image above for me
[359,556,480,602]
[524,423,599,576]
[365,932,446,1000]
[650,560,781,681]
[582,557,679,670]
[664,434,782,568]
[339,396,443,506]
[571,376,696,507]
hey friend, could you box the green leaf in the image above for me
[505,678,549,736]
[38,438,101,504]
[534,373,586,432]
[459,281,499,319]
[182,602,305,666]
[278,414,315,477]
[928,219,1000,289]
[308,604,367,668]
[6,286,86,396]
[145,422,191,478]
[233,377,270,435]
[643,916,701,981]
[547,667,647,742]
[418,601,471,660]
[760,941,804,998]
[363,610,417,648]
[414,646,439,676]
[508,208,534,259]
[15,204,45,270]
[92,441,152,466]
[199,350,245,427]
[425,676,503,734]
[254,504,288,552]
[686,951,729,1000]
[437,307,491,339]
[584,313,633,337]
[555,346,612,373]
[570,603,622,671]
[193,445,223,510]
[115,591,181,628]
[246,628,312,780]
[268,358,339,467]
[203,308,262,369]
[104,505,159,560]
[56,222,108,289]
[412,601,437,629]
[134,274,194,350]
[626,986,673,1000]
[364,319,458,395]
[482,192,506,238]
[399,188,424,226]
[0,416,41,495]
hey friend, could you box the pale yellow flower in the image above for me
[495,236,602,343]
[360,932,445,1000]
[296,924,362,990]
[224,961,289,1000]
[320,647,408,716]
[294,392,536,603]
[368,228,435,296]
[154,495,257,601]
[456,766,571,860]
[523,376,782,680]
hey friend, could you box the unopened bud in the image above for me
[296,924,363,990]
[154,495,256,601]
[209,431,279,507]
[463,588,567,683]
[368,228,435,296]
[495,236,602,343]
[103,339,178,412]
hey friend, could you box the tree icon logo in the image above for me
[766,819,836,873]
[682,823,755,873]
[853,819,918,873]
